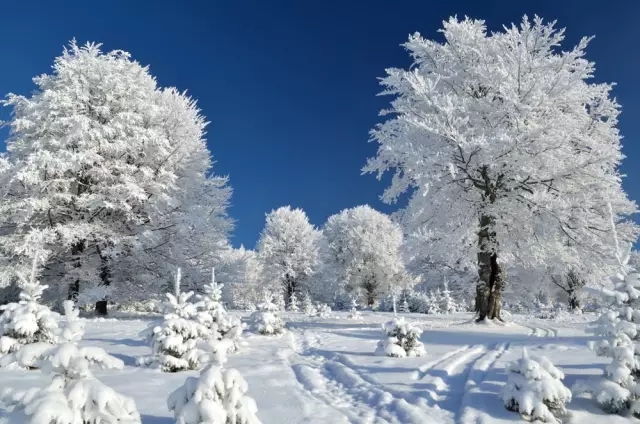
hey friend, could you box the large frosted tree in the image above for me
[256,206,321,306]
[323,205,408,306]
[0,41,232,313]
[364,16,638,321]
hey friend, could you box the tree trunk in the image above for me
[67,241,84,301]
[475,214,504,322]
[95,252,110,316]
[568,293,580,311]
[284,275,295,308]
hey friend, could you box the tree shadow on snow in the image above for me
[109,353,138,367]
[85,337,147,347]
[421,329,592,349]
[141,415,173,424]
[286,321,379,331]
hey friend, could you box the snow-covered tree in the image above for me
[426,291,440,315]
[550,270,586,311]
[375,318,426,358]
[196,268,243,353]
[138,269,209,372]
[575,249,640,416]
[256,206,321,307]
[0,255,59,356]
[0,41,232,314]
[364,16,639,322]
[323,205,407,306]
[301,292,316,316]
[501,349,571,423]
[225,247,263,310]
[249,294,284,336]
[347,297,362,320]
[288,292,300,312]
[440,281,458,314]
[167,344,261,424]
[315,303,332,319]
[0,300,141,423]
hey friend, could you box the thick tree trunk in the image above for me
[475,214,504,322]
[67,241,84,301]
[568,293,580,311]
[95,251,110,316]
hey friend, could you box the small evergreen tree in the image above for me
[138,269,209,372]
[501,349,571,423]
[315,303,332,318]
[440,281,457,314]
[347,297,362,320]
[302,291,316,316]
[0,255,60,357]
[288,292,300,312]
[250,294,284,335]
[375,317,426,358]
[426,291,441,314]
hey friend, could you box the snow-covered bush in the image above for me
[0,256,59,357]
[347,298,362,320]
[575,253,640,416]
[138,269,210,372]
[249,295,284,335]
[167,344,261,424]
[426,291,441,315]
[315,303,332,318]
[0,300,141,423]
[301,292,316,316]
[196,269,243,353]
[288,292,300,312]
[375,318,425,358]
[501,349,571,423]
[440,282,457,314]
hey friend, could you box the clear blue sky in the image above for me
[1,0,638,249]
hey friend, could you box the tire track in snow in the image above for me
[456,342,511,423]
[411,345,473,381]
[521,323,558,338]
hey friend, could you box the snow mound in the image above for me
[375,317,425,358]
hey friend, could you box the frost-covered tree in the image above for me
[167,344,261,424]
[288,292,300,312]
[196,269,243,353]
[440,281,458,314]
[315,303,332,319]
[426,291,440,315]
[257,207,321,306]
[0,300,141,423]
[301,291,316,316]
[550,270,585,311]
[0,255,59,356]
[0,41,232,314]
[347,297,362,320]
[138,269,209,372]
[501,349,571,423]
[249,294,284,336]
[375,318,426,358]
[323,205,407,306]
[364,16,639,321]
[575,249,640,416]
[226,247,263,310]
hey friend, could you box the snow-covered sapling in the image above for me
[196,268,243,352]
[301,292,316,316]
[249,294,284,335]
[426,291,441,315]
[0,300,141,423]
[288,292,300,312]
[440,281,457,314]
[347,297,362,320]
[138,269,210,372]
[167,344,261,424]
[501,349,571,423]
[375,317,426,358]
[0,255,60,357]
[315,303,332,319]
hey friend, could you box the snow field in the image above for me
[0,311,635,423]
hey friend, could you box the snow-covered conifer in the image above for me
[0,300,141,423]
[323,206,407,306]
[375,318,426,358]
[196,268,242,353]
[0,255,59,357]
[315,303,332,319]
[138,269,209,372]
[501,349,571,423]
[302,292,316,316]
[364,16,639,321]
[288,292,300,312]
[249,295,284,336]
[257,207,322,306]
[440,282,458,314]
[347,298,363,320]
[167,344,261,424]
[426,291,441,315]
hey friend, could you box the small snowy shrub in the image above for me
[315,303,332,318]
[288,292,300,312]
[501,349,571,423]
[249,295,284,335]
[375,317,426,358]
[301,292,316,316]
[167,346,261,424]
[440,282,457,314]
[138,269,210,372]
[347,298,362,320]
[426,291,441,314]
[0,256,60,357]
[0,301,141,423]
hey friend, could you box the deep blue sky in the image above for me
[1,0,638,249]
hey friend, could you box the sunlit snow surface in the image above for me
[1,311,635,423]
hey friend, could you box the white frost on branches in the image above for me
[375,318,426,358]
[249,295,284,336]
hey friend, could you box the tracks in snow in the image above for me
[521,323,559,338]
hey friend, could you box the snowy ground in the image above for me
[0,311,634,423]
